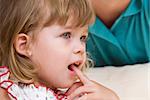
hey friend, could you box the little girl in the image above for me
[0,0,119,100]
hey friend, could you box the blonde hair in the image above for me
[0,0,95,83]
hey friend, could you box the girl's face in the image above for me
[29,22,88,88]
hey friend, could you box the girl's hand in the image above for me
[66,67,119,100]
[0,87,10,100]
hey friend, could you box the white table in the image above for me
[86,63,150,100]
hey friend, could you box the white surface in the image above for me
[86,63,150,100]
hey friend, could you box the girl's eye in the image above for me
[80,35,88,43]
[60,32,71,39]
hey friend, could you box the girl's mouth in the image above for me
[68,61,82,71]
[68,65,74,71]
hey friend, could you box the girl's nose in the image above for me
[73,42,85,55]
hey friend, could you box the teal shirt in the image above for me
[87,0,150,67]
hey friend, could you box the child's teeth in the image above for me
[75,62,79,65]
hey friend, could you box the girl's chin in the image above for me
[56,81,75,89]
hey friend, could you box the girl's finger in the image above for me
[72,66,91,85]
[74,93,94,100]
[73,94,88,100]
[67,85,94,100]
[65,82,83,95]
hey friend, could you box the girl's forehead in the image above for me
[62,15,89,30]
[62,23,88,32]
[70,26,89,36]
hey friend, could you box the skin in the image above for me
[28,23,88,89]
[0,20,120,100]
[0,19,88,99]
[0,88,10,100]
[0,22,119,99]
[66,67,120,100]
[91,0,130,28]
[0,4,124,98]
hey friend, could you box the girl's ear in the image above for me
[14,33,32,57]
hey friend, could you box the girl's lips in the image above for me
[68,60,83,77]
[68,60,83,70]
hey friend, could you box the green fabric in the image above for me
[87,0,150,67]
